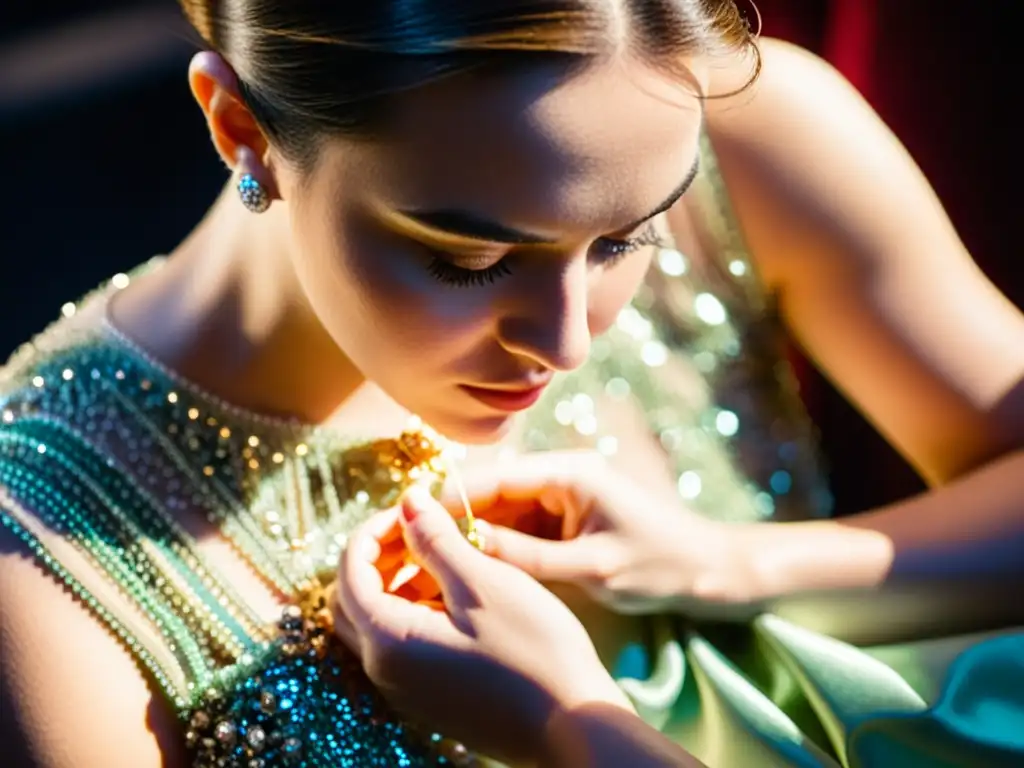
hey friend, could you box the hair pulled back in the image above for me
[179,0,758,169]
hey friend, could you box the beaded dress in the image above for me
[1,137,1020,767]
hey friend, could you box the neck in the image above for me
[108,182,365,425]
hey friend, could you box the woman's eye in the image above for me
[423,222,666,288]
[425,256,513,287]
[592,223,666,263]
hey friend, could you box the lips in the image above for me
[459,382,550,412]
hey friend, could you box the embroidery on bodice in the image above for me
[0,135,832,767]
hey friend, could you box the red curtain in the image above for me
[744,0,1021,513]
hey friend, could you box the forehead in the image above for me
[323,57,705,233]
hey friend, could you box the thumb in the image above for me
[482,523,599,584]
[400,485,482,597]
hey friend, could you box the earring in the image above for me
[237,173,271,214]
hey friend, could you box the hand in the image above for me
[450,451,765,619]
[333,485,634,766]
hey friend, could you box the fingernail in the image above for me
[402,485,432,524]
[401,496,419,524]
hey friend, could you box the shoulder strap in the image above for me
[682,130,773,317]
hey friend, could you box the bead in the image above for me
[245,725,266,751]
[214,720,237,746]
[259,690,276,714]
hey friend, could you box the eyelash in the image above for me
[426,223,666,288]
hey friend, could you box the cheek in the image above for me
[288,201,496,364]
[589,249,654,336]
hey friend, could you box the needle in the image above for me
[444,451,485,550]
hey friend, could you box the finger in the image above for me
[481,523,602,583]
[338,539,457,645]
[399,486,482,600]
[357,507,404,558]
[338,509,409,630]
[330,594,363,659]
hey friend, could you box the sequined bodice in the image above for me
[0,137,832,767]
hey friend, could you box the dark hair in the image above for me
[179,0,759,170]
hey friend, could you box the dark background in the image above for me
[1,1,1020,516]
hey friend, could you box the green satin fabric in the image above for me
[600,611,1023,767]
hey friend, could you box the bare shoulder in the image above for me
[697,38,1024,480]
[706,36,869,139]
[0,522,186,768]
[700,35,915,288]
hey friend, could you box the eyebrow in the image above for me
[398,154,702,247]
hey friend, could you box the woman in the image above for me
[0,0,1021,765]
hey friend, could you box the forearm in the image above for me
[540,703,707,768]
[751,448,1024,597]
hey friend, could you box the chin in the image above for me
[427,411,515,446]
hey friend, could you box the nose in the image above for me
[497,258,592,373]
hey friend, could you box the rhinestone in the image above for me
[190,711,211,730]
[246,726,266,751]
[214,720,237,746]
[443,740,472,765]
[259,690,277,713]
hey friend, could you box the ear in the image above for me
[188,52,280,196]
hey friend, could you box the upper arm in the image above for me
[0,521,186,768]
[705,39,1024,484]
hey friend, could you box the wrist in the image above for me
[538,695,636,768]
[550,670,635,718]
[731,519,894,599]
[539,696,707,768]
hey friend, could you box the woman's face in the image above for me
[281,57,705,444]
